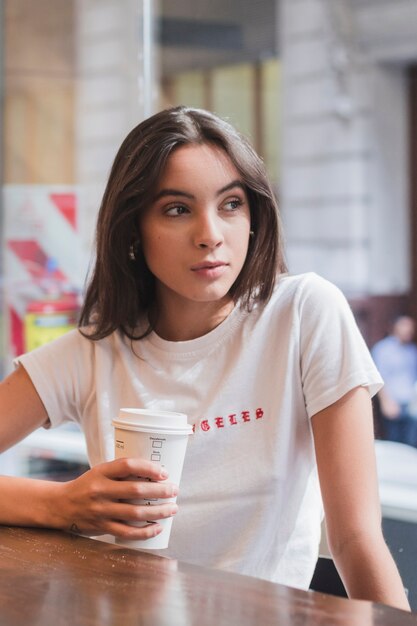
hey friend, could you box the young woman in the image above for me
[0,106,409,610]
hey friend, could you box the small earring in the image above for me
[129,244,136,261]
[249,230,255,237]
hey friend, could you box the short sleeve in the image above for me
[298,273,383,418]
[14,329,94,428]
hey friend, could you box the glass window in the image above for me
[159,0,280,184]
[1,0,153,375]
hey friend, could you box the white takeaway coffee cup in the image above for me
[112,408,193,550]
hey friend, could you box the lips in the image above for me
[191,261,227,271]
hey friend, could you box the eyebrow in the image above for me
[153,180,244,202]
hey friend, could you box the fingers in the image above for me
[63,459,180,538]
[105,476,178,501]
[103,520,164,541]
[80,500,177,539]
[97,458,179,501]
[103,501,178,524]
[101,457,169,482]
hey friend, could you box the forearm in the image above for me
[312,388,409,610]
[0,476,67,529]
[332,531,410,611]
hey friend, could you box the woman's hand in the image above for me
[56,458,179,540]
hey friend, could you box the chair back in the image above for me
[309,557,347,597]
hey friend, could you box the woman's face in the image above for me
[139,143,251,314]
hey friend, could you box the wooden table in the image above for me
[0,527,416,625]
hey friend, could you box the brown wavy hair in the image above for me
[79,106,287,340]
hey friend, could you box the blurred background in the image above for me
[1,0,417,606]
[2,0,417,366]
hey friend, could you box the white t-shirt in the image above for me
[16,272,382,589]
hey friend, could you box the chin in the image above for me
[186,289,232,304]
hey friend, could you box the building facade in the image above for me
[280,0,417,344]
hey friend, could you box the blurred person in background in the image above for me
[372,315,417,447]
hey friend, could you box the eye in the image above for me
[165,204,189,217]
[223,197,243,212]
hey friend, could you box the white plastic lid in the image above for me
[112,408,193,435]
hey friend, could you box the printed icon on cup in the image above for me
[112,408,193,550]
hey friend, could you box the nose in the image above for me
[193,213,224,250]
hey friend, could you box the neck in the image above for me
[150,295,235,342]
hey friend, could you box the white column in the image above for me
[74,0,159,262]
